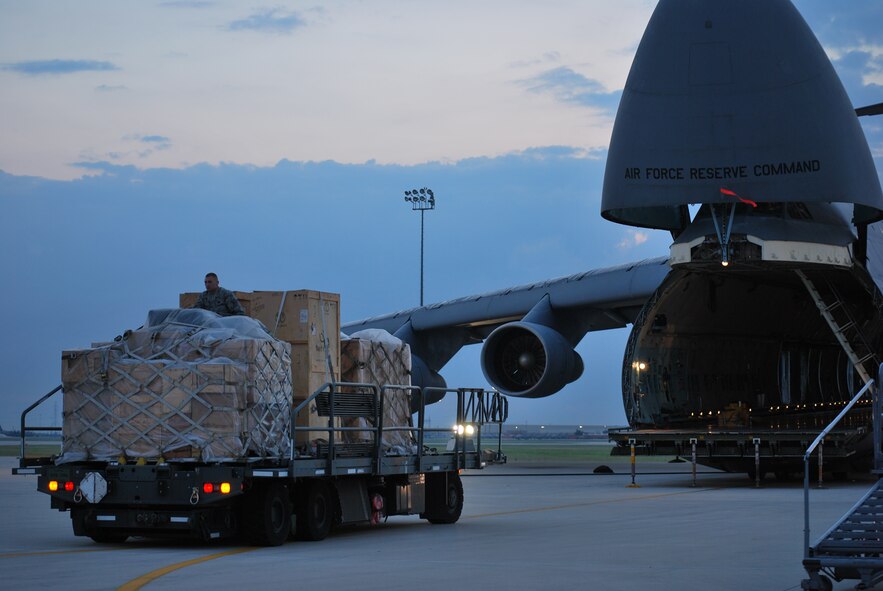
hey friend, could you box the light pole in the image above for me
[403,187,436,306]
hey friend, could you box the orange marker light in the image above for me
[220,482,231,494]
[203,483,214,494]
[48,480,59,492]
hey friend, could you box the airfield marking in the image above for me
[116,547,256,591]
[465,487,718,519]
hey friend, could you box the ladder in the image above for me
[795,270,879,385]
[804,480,883,590]
[801,375,883,591]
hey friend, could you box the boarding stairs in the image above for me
[802,368,883,590]
[796,270,879,386]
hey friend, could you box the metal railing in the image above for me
[803,377,876,558]
[291,382,507,473]
[18,385,64,466]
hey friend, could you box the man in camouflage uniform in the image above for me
[194,272,245,316]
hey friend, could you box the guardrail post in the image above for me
[875,367,882,472]
[753,437,761,488]
[804,450,811,559]
[690,438,698,487]
[627,438,640,488]
[817,441,824,489]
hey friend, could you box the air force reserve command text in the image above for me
[624,159,822,181]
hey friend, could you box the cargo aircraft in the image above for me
[344,0,883,474]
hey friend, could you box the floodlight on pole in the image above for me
[402,187,436,306]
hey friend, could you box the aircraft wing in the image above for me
[343,256,670,399]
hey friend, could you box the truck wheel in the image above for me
[423,472,463,524]
[296,481,334,541]
[243,482,291,546]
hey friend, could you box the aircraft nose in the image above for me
[600,0,883,230]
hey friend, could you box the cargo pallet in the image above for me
[13,383,507,546]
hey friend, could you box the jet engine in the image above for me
[481,321,584,398]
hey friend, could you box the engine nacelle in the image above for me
[481,322,584,398]
[410,355,448,410]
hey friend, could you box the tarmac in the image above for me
[0,456,876,590]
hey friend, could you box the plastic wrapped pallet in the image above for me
[59,308,292,463]
[339,329,413,452]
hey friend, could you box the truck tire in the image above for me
[243,482,291,546]
[423,472,463,524]
[295,480,334,541]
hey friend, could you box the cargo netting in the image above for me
[340,329,414,453]
[59,309,292,463]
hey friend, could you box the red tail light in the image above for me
[203,483,214,494]
[64,481,75,492]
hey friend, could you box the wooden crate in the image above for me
[291,353,340,446]
[250,290,340,350]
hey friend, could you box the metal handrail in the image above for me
[290,382,506,471]
[290,381,381,464]
[19,385,64,466]
[803,378,876,559]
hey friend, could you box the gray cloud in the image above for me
[520,66,622,112]
[227,9,305,34]
[160,1,215,7]
[95,84,127,92]
[3,59,120,76]
[139,135,171,144]
[122,134,173,155]
[1,148,677,433]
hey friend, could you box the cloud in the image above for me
[1,149,664,428]
[70,161,138,175]
[77,135,173,166]
[795,1,883,50]
[510,51,561,69]
[139,135,171,145]
[121,133,172,151]
[95,84,127,92]
[160,1,215,7]
[617,229,649,249]
[227,9,305,34]
[825,45,883,88]
[796,2,883,95]
[3,59,119,75]
[519,66,622,112]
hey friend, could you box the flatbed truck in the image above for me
[14,383,507,546]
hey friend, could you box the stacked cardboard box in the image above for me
[339,334,413,451]
[60,315,291,463]
[177,289,342,449]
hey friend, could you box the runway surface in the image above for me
[0,457,873,590]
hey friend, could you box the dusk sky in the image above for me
[1,1,882,430]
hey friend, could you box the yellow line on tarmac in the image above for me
[465,487,717,519]
[117,547,257,591]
